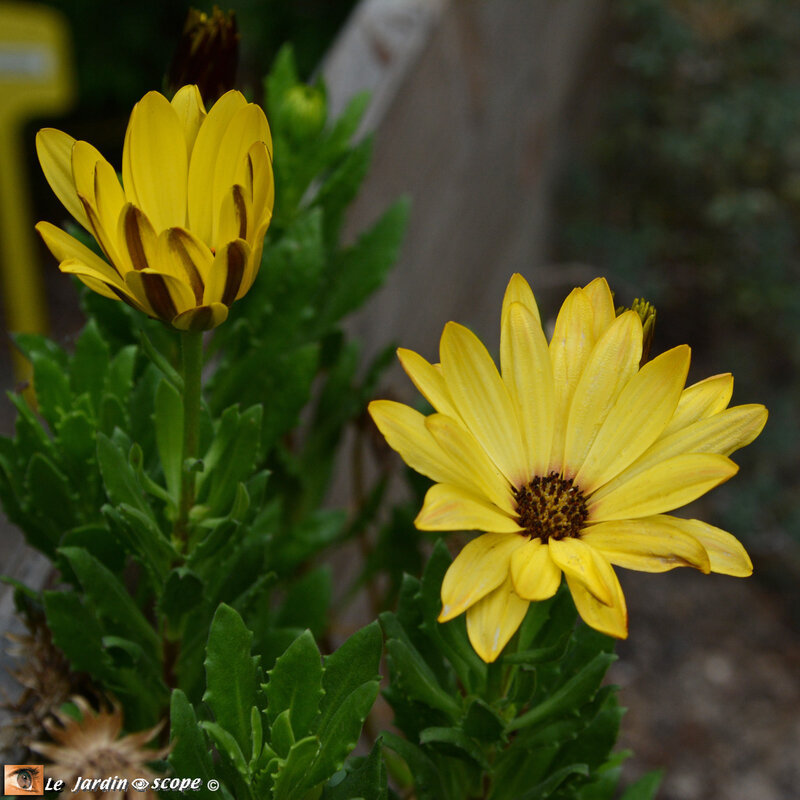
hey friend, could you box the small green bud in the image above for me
[280,84,327,142]
[617,298,656,365]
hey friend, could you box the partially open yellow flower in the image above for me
[36,85,274,330]
[369,274,767,662]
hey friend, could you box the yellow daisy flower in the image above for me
[35,85,274,330]
[368,274,767,662]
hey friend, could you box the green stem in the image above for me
[174,329,203,550]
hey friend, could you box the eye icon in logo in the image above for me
[4,765,44,795]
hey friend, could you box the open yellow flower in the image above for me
[369,274,767,662]
[36,85,274,330]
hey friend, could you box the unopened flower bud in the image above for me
[280,84,326,142]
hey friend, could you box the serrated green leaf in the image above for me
[104,344,137,402]
[55,410,96,466]
[507,652,616,733]
[266,630,323,735]
[516,763,590,800]
[71,319,111,411]
[419,726,489,770]
[58,546,160,653]
[308,680,380,787]
[201,720,249,776]
[43,590,114,679]
[155,378,183,503]
[381,732,444,800]
[96,432,153,519]
[322,740,387,800]
[270,708,295,758]
[168,690,217,799]
[385,638,460,719]
[271,735,320,800]
[30,350,71,424]
[25,452,76,533]
[319,621,382,727]
[203,604,259,755]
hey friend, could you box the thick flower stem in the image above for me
[174,330,203,550]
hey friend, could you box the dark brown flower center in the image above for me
[514,471,588,543]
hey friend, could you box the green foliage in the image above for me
[169,607,384,799]
[380,541,630,800]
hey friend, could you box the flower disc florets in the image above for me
[515,472,588,543]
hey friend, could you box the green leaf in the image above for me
[276,567,331,637]
[385,638,461,719]
[323,740,387,800]
[271,735,320,800]
[320,198,409,325]
[71,319,111,412]
[55,410,96,466]
[201,720,249,776]
[104,344,137,403]
[419,726,489,770]
[25,453,76,534]
[270,708,296,758]
[318,621,382,728]
[516,763,590,800]
[307,680,380,787]
[504,631,572,666]
[381,732,444,800]
[58,546,160,654]
[462,698,506,743]
[203,604,259,755]
[44,590,114,679]
[168,690,217,799]
[265,630,323,735]
[620,770,664,800]
[155,378,183,503]
[96,432,153,519]
[160,567,205,624]
[30,350,71,424]
[507,652,616,733]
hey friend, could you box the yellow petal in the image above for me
[660,373,734,438]
[212,103,270,243]
[509,539,562,601]
[367,401,477,490]
[500,273,541,326]
[465,577,529,663]
[36,221,121,285]
[239,219,269,299]
[658,515,752,576]
[202,239,251,306]
[170,84,207,158]
[425,413,516,515]
[124,269,196,322]
[188,90,248,245]
[58,258,129,302]
[501,302,554,475]
[549,288,595,472]
[36,129,90,229]
[172,303,229,331]
[161,227,214,302]
[563,311,643,478]
[415,484,523,533]
[397,348,460,418]
[548,537,614,605]
[566,561,628,639]
[591,404,768,501]
[582,277,616,340]
[576,345,690,493]
[217,184,252,245]
[124,92,188,230]
[118,204,159,273]
[70,139,106,208]
[245,141,275,232]
[92,158,127,264]
[440,321,528,486]
[588,453,738,522]
[580,517,710,573]
[439,533,525,623]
